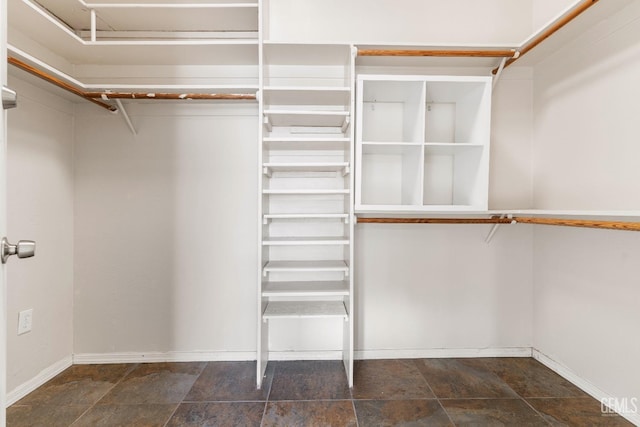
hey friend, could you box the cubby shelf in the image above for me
[263,137,350,150]
[263,86,351,106]
[262,281,350,297]
[263,189,350,195]
[263,213,349,223]
[262,236,349,246]
[263,162,349,176]
[356,74,491,212]
[262,301,348,320]
[262,260,349,275]
[264,109,350,127]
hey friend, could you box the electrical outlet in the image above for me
[18,309,33,335]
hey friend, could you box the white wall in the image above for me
[69,67,535,359]
[356,223,533,355]
[6,76,74,392]
[73,103,259,357]
[533,1,640,210]
[490,67,534,209]
[266,0,533,44]
[533,227,640,408]
[532,0,640,415]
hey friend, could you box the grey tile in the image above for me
[352,359,435,400]
[415,358,519,399]
[441,398,549,426]
[262,400,356,427]
[98,362,206,404]
[16,364,135,406]
[71,403,177,427]
[166,402,265,426]
[480,358,589,398]
[184,361,269,402]
[354,399,453,426]
[269,360,351,401]
[527,397,636,426]
[7,404,90,427]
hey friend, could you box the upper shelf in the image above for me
[356,43,517,69]
[263,87,351,107]
[9,0,260,66]
[19,0,259,34]
[264,110,349,128]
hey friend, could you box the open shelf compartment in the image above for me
[263,301,348,320]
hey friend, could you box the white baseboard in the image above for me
[6,356,73,407]
[73,351,256,364]
[268,351,343,361]
[533,349,640,426]
[355,347,533,360]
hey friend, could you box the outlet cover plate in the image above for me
[18,309,33,335]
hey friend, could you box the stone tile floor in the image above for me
[7,358,634,426]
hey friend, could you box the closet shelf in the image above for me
[262,281,349,297]
[361,142,423,155]
[263,213,349,223]
[262,237,349,246]
[263,162,349,176]
[263,260,349,275]
[262,301,348,320]
[424,143,484,155]
[263,137,350,151]
[263,189,350,195]
[264,109,349,127]
[263,86,351,106]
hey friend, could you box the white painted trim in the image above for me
[268,351,343,361]
[6,356,73,407]
[73,350,346,363]
[533,349,640,426]
[73,351,256,364]
[355,347,533,360]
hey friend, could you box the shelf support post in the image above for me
[485,214,515,244]
[341,116,350,133]
[90,9,97,42]
[263,115,272,132]
[492,57,508,89]
[111,98,137,135]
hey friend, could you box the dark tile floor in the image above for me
[7,358,634,426]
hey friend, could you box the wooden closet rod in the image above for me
[357,216,640,232]
[7,56,257,111]
[8,57,117,112]
[358,49,516,58]
[491,0,600,73]
[514,217,640,232]
[84,92,256,100]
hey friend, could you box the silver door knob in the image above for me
[1,237,36,264]
[2,86,18,109]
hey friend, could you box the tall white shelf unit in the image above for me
[355,75,492,212]
[257,43,355,387]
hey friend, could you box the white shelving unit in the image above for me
[258,43,355,388]
[355,75,492,212]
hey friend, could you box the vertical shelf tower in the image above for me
[257,43,356,387]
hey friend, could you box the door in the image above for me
[1,0,8,424]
